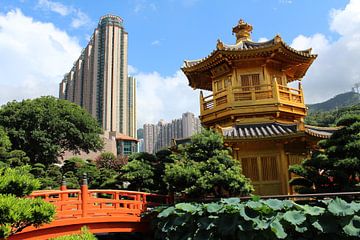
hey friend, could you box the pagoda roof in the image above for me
[221,122,337,141]
[182,30,317,91]
[304,125,340,139]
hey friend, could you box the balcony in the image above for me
[200,80,306,124]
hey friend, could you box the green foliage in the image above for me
[51,227,97,240]
[0,195,55,239]
[0,166,40,197]
[0,165,56,238]
[305,103,360,127]
[61,157,119,189]
[118,150,173,194]
[0,96,104,166]
[95,152,124,171]
[0,127,30,168]
[119,159,155,192]
[164,129,253,198]
[152,198,360,240]
[290,113,360,193]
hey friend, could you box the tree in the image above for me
[0,166,55,238]
[164,129,253,198]
[118,159,155,192]
[290,114,360,193]
[0,96,104,166]
[117,151,174,193]
[95,152,124,171]
[0,127,30,167]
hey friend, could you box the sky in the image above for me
[0,0,359,127]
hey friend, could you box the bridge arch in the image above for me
[9,182,170,240]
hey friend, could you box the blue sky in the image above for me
[0,0,359,126]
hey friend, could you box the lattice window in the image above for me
[224,76,232,88]
[260,156,279,181]
[240,74,260,91]
[241,157,259,181]
[215,80,223,91]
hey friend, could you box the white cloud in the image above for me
[135,70,200,126]
[37,0,70,16]
[258,37,269,42]
[133,0,157,13]
[151,40,161,46]
[0,9,82,105]
[37,0,90,28]
[290,0,360,104]
[71,10,91,28]
[128,65,138,75]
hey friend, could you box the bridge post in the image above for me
[81,173,89,217]
[142,193,147,210]
[60,176,68,202]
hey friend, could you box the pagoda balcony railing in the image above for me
[200,80,305,116]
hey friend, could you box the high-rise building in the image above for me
[59,14,136,137]
[143,112,201,153]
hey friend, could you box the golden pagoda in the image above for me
[182,20,336,195]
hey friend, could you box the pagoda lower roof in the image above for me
[304,125,340,139]
[222,122,298,139]
[221,122,337,140]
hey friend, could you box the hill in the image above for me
[307,91,360,113]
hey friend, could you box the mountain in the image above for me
[307,91,360,113]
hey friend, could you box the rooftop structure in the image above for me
[182,20,335,195]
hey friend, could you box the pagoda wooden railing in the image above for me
[200,80,305,115]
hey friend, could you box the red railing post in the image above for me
[142,193,147,211]
[81,173,89,217]
[60,176,68,202]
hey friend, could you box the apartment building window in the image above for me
[240,74,260,91]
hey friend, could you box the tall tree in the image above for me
[164,129,253,198]
[290,114,360,193]
[0,96,104,165]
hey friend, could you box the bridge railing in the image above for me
[29,176,171,220]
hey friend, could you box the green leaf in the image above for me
[343,215,360,237]
[263,199,284,211]
[175,203,199,213]
[158,206,175,218]
[328,198,354,216]
[312,221,324,232]
[282,210,306,225]
[270,219,287,239]
[301,205,325,216]
[221,197,240,205]
[295,225,308,233]
[246,200,263,210]
[206,202,223,213]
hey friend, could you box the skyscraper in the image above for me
[59,14,136,137]
[143,112,201,153]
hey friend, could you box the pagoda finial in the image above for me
[232,19,253,43]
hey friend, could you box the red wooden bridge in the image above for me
[9,180,171,240]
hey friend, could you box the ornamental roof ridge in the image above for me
[182,34,317,71]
